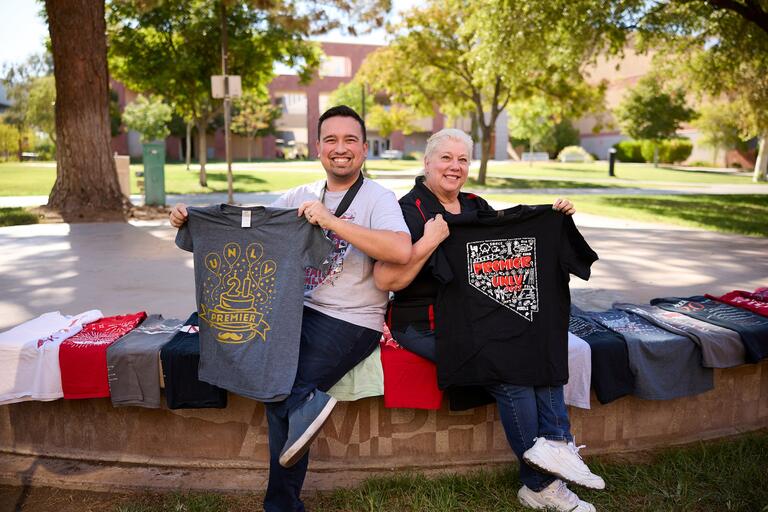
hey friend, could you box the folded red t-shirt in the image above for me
[707,289,768,317]
[380,322,443,410]
[59,312,146,399]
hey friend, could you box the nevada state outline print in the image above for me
[466,237,539,321]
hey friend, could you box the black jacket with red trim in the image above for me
[389,176,492,332]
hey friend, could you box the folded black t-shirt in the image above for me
[160,312,228,409]
[569,309,634,404]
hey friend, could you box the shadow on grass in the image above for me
[596,194,768,237]
[467,177,616,190]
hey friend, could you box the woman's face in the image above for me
[424,138,470,198]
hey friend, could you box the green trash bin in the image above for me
[142,142,166,206]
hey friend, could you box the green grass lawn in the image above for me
[0,207,39,227]
[484,193,768,237]
[2,160,761,197]
[486,161,762,185]
[0,162,326,196]
[466,176,620,190]
[148,165,324,195]
[0,163,57,195]
[6,430,760,512]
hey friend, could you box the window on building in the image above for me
[318,93,332,115]
[319,56,351,77]
[276,93,308,115]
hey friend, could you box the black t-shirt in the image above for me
[569,309,635,404]
[651,296,768,363]
[160,312,228,409]
[389,176,492,331]
[432,205,598,388]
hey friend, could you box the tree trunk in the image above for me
[477,124,492,185]
[45,0,127,220]
[754,134,768,182]
[247,136,252,163]
[185,120,192,170]
[653,144,659,168]
[197,119,207,187]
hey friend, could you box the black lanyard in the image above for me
[321,171,364,218]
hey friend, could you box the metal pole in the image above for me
[221,1,233,204]
[608,148,616,177]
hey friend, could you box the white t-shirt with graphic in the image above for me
[273,178,410,331]
[0,309,103,404]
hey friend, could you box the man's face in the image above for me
[317,116,368,183]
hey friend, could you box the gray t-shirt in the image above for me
[176,205,332,401]
[272,179,410,331]
[106,314,183,408]
[580,309,714,400]
[613,303,746,368]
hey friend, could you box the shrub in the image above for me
[641,139,693,164]
[665,138,693,163]
[640,140,658,163]
[614,140,644,162]
[405,151,423,161]
[557,145,594,163]
[33,137,56,160]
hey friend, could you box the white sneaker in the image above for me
[518,479,597,512]
[523,437,605,490]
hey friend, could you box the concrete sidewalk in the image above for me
[0,213,765,331]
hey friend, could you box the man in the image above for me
[170,105,411,511]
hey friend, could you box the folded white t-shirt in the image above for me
[0,310,103,404]
[565,332,592,409]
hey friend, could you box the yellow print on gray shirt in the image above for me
[199,241,276,343]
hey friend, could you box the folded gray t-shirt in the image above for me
[176,205,332,401]
[107,314,183,408]
[613,303,746,368]
[580,309,714,400]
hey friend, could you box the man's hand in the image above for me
[298,200,337,230]
[170,203,188,228]
[423,214,449,247]
[552,198,576,216]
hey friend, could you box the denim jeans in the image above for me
[394,326,572,492]
[263,307,381,512]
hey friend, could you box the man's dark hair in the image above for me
[317,105,367,142]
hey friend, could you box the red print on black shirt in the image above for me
[467,237,539,321]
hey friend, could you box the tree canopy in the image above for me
[608,0,768,180]
[230,89,281,161]
[122,95,173,143]
[615,74,695,142]
[358,0,608,183]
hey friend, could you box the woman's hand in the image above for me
[169,203,188,228]
[423,214,449,247]
[552,198,576,216]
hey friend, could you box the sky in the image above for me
[0,0,49,68]
[0,0,414,70]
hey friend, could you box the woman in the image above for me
[374,129,603,512]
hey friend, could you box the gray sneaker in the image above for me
[279,390,337,468]
[523,437,605,490]
[518,479,597,512]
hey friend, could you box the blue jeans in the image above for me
[263,307,381,512]
[395,326,572,492]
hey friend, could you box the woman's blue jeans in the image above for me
[395,326,573,492]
